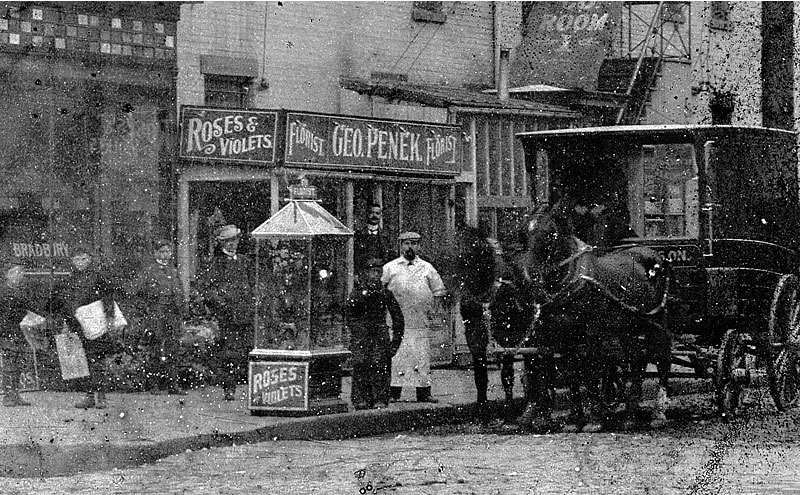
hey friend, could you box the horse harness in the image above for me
[492,237,670,357]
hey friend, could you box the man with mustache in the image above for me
[381,231,446,403]
[353,202,391,281]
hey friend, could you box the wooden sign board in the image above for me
[248,360,309,411]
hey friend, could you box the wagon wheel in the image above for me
[768,350,800,411]
[715,329,749,417]
[767,274,800,411]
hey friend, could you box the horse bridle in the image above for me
[486,239,594,357]
[522,237,594,305]
[511,240,672,356]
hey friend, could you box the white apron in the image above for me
[387,264,436,388]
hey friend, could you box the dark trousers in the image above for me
[351,349,390,407]
[462,303,489,404]
[390,385,434,401]
[141,311,183,391]
[145,337,182,391]
[1,342,25,396]
[77,332,116,394]
[212,323,251,392]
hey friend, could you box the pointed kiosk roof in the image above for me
[251,199,353,240]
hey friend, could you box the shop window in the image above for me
[709,1,732,31]
[710,90,735,125]
[634,144,699,239]
[412,1,446,23]
[204,75,250,108]
[661,2,686,24]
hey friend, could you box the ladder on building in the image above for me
[598,1,692,125]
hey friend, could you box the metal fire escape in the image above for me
[598,1,692,125]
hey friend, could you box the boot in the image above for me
[74,393,96,409]
[223,386,236,401]
[473,358,488,404]
[3,391,30,407]
[2,369,28,406]
[94,392,108,409]
[416,387,438,403]
[475,374,488,405]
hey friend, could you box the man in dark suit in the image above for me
[353,202,391,279]
[197,224,255,401]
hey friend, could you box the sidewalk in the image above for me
[0,367,521,478]
[0,366,713,479]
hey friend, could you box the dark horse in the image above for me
[515,200,673,431]
[453,226,534,415]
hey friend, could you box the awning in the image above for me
[339,76,580,118]
[251,200,353,240]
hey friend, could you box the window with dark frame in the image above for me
[412,1,446,23]
[661,2,686,24]
[204,74,251,108]
[709,1,732,31]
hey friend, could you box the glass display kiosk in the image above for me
[248,180,352,415]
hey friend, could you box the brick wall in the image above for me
[613,2,763,126]
[177,1,496,114]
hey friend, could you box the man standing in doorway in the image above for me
[382,231,447,403]
[353,202,391,279]
[198,224,255,401]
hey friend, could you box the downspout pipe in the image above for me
[498,49,510,101]
[494,2,501,93]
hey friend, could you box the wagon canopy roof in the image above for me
[517,124,796,144]
[251,200,353,240]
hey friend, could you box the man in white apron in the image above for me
[382,231,447,403]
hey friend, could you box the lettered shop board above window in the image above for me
[179,106,278,164]
[179,107,463,175]
[284,111,463,177]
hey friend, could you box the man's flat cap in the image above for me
[398,231,421,241]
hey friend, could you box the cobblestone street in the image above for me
[2,390,799,495]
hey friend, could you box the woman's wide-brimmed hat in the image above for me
[216,224,242,241]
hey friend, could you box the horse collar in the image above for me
[557,237,594,268]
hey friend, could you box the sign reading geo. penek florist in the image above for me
[249,360,309,411]
[285,112,462,175]
[179,106,278,164]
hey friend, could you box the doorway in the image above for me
[187,180,272,282]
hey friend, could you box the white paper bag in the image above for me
[74,301,128,340]
[19,311,48,350]
[20,311,46,328]
[55,332,89,380]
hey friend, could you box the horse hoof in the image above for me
[582,422,603,433]
[562,423,581,433]
[526,417,553,432]
[515,403,539,427]
[649,418,669,429]
[500,421,520,431]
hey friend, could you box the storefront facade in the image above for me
[177,106,462,362]
[0,2,181,390]
[177,107,462,292]
[0,2,179,283]
[173,2,586,365]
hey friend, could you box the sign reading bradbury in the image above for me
[179,106,279,164]
[285,112,462,175]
